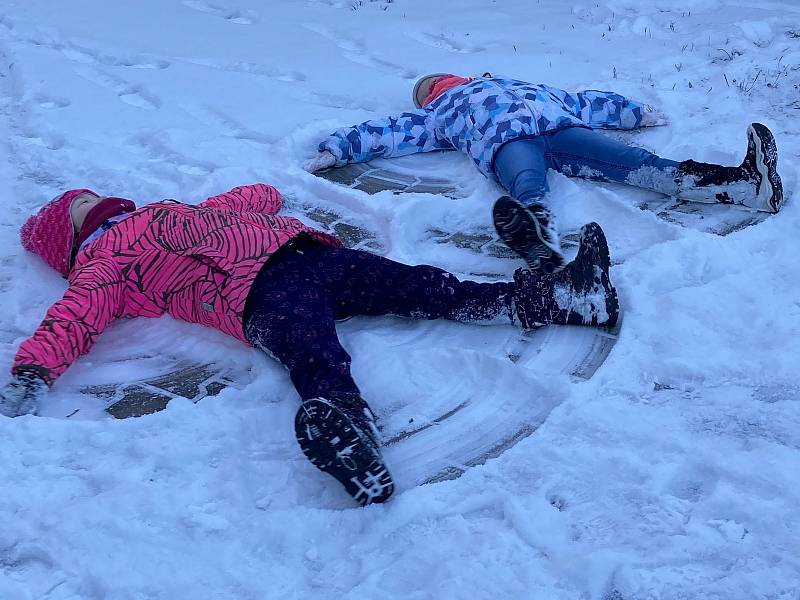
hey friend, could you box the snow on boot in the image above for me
[295,396,394,506]
[492,195,566,274]
[512,222,619,329]
[676,123,783,213]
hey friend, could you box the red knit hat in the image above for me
[20,188,98,276]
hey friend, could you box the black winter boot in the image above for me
[512,222,619,329]
[492,196,566,274]
[295,394,394,506]
[676,122,783,213]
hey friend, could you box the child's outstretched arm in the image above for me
[308,109,453,171]
[199,183,282,214]
[11,255,125,393]
[565,89,668,130]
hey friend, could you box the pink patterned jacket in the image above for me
[13,184,341,385]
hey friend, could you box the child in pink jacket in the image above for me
[0,183,619,506]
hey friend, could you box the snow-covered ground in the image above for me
[2,0,800,598]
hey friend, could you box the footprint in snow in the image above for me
[57,43,171,70]
[301,90,377,111]
[663,462,720,503]
[179,103,278,146]
[72,65,161,110]
[408,31,486,54]
[127,131,218,176]
[32,94,71,109]
[182,0,258,25]
[19,129,66,150]
[302,22,416,79]
[181,57,306,83]
[737,20,774,47]
[118,89,160,110]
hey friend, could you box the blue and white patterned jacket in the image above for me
[319,77,665,180]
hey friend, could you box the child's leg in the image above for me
[242,239,517,397]
[544,126,679,192]
[544,124,783,212]
[299,244,515,324]
[244,236,620,390]
[493,137,549,207]
[244,254,394,506]
[302,234,618,330]
[244,251,361,402]
[491,138,564,273]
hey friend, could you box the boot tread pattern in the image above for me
[493,196,566,273]
[295,398,394,506]
[748,123,783,213]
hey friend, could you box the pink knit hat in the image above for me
[20,189,98,276]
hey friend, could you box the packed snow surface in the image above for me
[1,0,799,598]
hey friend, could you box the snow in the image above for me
[1,0,800,598]
[553,277,610,325]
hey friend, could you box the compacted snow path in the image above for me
[1,1,799,598]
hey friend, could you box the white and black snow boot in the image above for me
[512,222,619,329]
[676,122,783,213]
[295,396,394,506]
[492,196,566,274]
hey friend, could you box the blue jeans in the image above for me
[493,126,679,206]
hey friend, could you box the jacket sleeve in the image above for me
[318,109,453,166]
[12,255,125,386]
[199,183,282,214]
[569,90,668,130]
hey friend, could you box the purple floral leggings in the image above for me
[243,236,513,400]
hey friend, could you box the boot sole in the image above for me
[576,223,619,329]
[748,123,783,213]
[493,196,565,274]
[295,398,394,506]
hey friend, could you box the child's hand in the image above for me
[304,151,337,173]
[0,371,47,417]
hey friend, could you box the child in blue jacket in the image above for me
[307,74,784,273]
